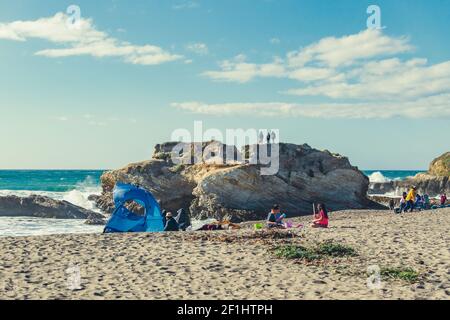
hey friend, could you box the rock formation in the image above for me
[0,194,105,223]
[95,141,383,222]
[428,152,450,177]
[368,152,449,196]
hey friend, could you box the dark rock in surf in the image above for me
[0,194,104,221]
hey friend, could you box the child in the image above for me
[311,203,329,228]
[398,192,407,213]
[266,204,286,228]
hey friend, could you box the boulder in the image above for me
[95,141,383,222]
[368,181,395,195]
[0,194,104,221]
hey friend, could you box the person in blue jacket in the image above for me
[266,204,286,228]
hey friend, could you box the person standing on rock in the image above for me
[258,131,264,144]
[271,131,277,144]
[164,212,179,232]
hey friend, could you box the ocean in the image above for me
[0,169,424,237]
[363,170,425,183]
[0,170,105,237]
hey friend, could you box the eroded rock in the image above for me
[95,142,383,222]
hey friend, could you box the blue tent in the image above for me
[103,183,164,233]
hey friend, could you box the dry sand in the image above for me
[0,208,449,300]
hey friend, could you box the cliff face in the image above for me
[95,141,382,222]
[368,152,450,196]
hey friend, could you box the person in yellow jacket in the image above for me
[404,186,417,212]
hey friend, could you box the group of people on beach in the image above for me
[161,203,330,232]
[266,203,329,229]
[392,186,448,213]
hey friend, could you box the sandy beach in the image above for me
[0,208,449,300]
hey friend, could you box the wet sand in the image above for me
[0,208,449,300]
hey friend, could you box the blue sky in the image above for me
[0,0,449,170]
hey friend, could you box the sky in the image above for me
[0,0,449,170]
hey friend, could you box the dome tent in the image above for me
[104,183,164,233]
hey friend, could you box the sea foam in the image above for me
[368,171,391,183]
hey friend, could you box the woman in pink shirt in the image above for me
[312,203,329,228]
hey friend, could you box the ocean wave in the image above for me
[368,171,391,183]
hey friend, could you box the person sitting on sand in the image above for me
[423,194,430,209]
[164,212,179,232]
[441,193,447,206]
[266,204,286,228]
[175,208,191,231]
[404,186,417,212]
[161,209,167,227]
[415,193,423,210]
[311,203,329,228]
[389,198,395,210]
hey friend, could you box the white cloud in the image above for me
[285,59,450,100]
[270,38,280,45]
[0,13,182,65]
[286,29,412,68]
[185,42,209,55]
[88,120,107,127]
[172,94,450,119]
[202,55,286,83]
[172,1,200,10]
[197,29,450,119]
[203,29,414,84]
[288,67,336,82]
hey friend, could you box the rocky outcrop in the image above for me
[0,195,105,222]
[429,152,450,177]
[393,174,449,196]
[95,141,383,222]
[368,152,450,196]
[368,181,396,195]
